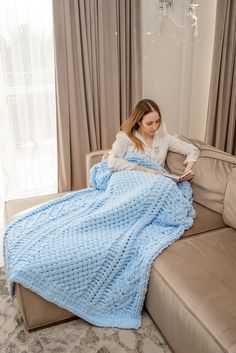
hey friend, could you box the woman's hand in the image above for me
[180,169,194,181]
[180,161,196,181]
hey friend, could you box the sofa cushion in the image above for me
[183,202,226,238]
[166,137,236,214]
[4,193,68,225]
[223,166,236,229]
[146,228,236,353]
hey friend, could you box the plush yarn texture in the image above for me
[4,153,195,329]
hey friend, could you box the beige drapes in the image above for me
[205,0,236,155]
[53,0,141,192]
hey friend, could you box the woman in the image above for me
[108,99,199,180]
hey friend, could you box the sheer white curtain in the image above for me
[0,0,57,227]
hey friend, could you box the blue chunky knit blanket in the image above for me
[4,153,195,329]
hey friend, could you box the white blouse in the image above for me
[108,130,200,171]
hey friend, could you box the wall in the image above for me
[142,0,217,140]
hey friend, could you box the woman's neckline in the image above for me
[135,130,154,148]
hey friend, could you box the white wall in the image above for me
[189,0,217,139]
[142,0,217,140]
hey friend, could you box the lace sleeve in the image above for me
[108,132,137,171]
[167,134,200,164]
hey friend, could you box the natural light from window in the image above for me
[0,0,57,228]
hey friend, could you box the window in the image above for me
[0,0,57,227]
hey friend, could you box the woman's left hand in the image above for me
[180,170,194,181]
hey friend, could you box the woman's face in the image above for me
[139,111,161,137]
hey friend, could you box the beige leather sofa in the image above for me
[4,137,236,353]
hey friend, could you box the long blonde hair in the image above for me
[121,99,162,152]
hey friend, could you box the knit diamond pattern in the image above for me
[4,153,195,329]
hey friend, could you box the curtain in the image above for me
[53,0,142,192]
[205,0,236,155]
[0,0,57,227]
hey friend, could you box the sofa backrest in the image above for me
[87,137,236,229]
[223,166,236,228]
[166,137,236,225]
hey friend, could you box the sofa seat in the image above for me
[4,192,68,224]
[15,284,75,331]
[4,196,225,237]
[145,227,236,353]
[184,201,226,238]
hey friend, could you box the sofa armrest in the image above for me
[86,149,111,187]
